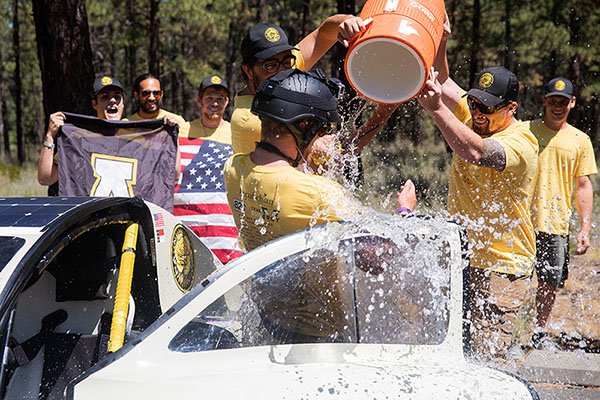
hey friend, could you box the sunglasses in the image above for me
[255,55,296,74]
[467,97,509,114]
[140,90,162,98]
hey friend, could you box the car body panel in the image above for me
[67,215,536,399]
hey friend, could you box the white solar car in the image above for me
[0,197,538,399]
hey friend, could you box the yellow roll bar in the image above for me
[107,222,139,353]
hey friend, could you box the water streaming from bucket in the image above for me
[345,0,446,104]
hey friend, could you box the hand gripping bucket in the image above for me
[345,0,445,104]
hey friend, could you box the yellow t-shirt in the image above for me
[223,153,349,252]
[231,49,306,154]
[448,95,538,276]
[124,108,190,137]
[530,120,597,235]
[185,119,232,145]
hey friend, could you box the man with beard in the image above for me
[125,73,189,136]
[186,75,230,142]
[126,73,183,179]
[417,22,538,362]
[38,75,126,187]
[528,77,596,350]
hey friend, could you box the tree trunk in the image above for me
[0,32,7,160]
[469,0,480,87]
[256,0,266,23]
[568,4,583,129]
[332,0,355,80]
[13,0,25,164]
[225,17,242,119]
[32,0,95,118]
[149,0,160,75]
[503,0,512,71]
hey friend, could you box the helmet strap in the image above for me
[255,141,301,167]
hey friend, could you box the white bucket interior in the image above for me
[346,37,425,103]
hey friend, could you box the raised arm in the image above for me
[298,14,363,70]
[418,69,506,170]
[341,103,399,155]
[432,12,461,112]
[37,112,64,186]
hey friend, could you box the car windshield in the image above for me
[0,236,26,273]
[170,231,452,352]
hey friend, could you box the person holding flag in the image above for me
[37,75,126,187]
[175,75,242,263]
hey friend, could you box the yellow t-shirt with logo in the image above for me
[185,119,232,145]
[231,49,306,154]
[124,108,190,137]
[224,153,352,252]
[448,95,538,276]
[530,120,597,235]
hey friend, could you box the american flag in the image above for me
[174,137,242,263]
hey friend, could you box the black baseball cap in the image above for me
[241,23,298,62]
[93,75,124,98]
[465,67,519,107]
[199,75,228,95]
[544,77,574,99]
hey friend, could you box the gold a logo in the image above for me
[101,76,113,86]
[210,76,222,84]
[171,225,195,292]
[555,80,566,91]
[479,73,494,88]
[264,27,280,42]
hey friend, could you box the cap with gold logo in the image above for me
[92,75,124,98]
[465,66,519,107]
[544,77,574,99]
[241,23,298,62]
[199,74,229,95]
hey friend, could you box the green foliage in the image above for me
[1,0,600,201]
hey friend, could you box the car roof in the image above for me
[0,197,96,228]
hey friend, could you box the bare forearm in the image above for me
[575,176,594,234]
[299,14,354,69]
[345,104,398,154]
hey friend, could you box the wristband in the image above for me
[397,207,412,214]
[43,141,55,149]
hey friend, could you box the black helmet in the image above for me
[252,69,344,154]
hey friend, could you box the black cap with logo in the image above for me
[544,77,574,99]
[93,75,124,98]
[465,66,519,107]
[241,23,298,62]
[199,75,228,95]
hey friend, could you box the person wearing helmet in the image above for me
[223,69,415,252]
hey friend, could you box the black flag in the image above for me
[57,112,178,211]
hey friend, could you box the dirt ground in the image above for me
[538,234,600,352]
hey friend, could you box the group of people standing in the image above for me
[37,10,596,366]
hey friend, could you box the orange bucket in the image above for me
[345,0,445,104]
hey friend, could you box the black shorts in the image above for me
[535,232,570,288]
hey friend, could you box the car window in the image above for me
[0,236,26,272]
[169,233,451,352]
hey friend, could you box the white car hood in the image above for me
[70,344,533,399]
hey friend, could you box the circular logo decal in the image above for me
[264,27,280,42]
[101,76,113,86]
[554,80,566,91]
[210,76,222,85]
[171,225,195,292]
[479,73,494,88]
